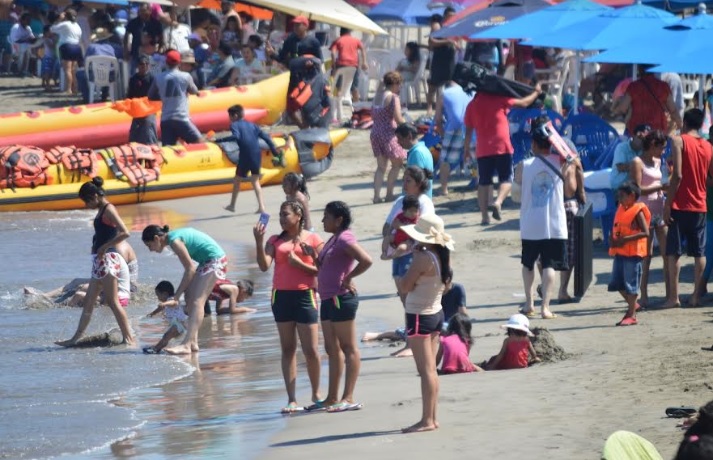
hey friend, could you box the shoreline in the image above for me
[3,75,711,459]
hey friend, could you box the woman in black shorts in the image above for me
[254,200,324,414]
[397,213,454,433]
[51,9,83,95]
[308,201,372,412]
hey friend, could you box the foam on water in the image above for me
[0,206,283,459]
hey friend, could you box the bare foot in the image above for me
[224,205,235,212]
[165,344,195,355]
[660,301,681,309]
[687,296,702,308]
[362,332,379,342]
[402,421,438,433]
[391,346,413,358]
[372,197,384,204]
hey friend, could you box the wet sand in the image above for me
[3,74,711,459]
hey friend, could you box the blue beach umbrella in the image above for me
[473,0,611,40]
[525,0,677,51]
[432,0,551,38]
[368,0,456,25]
[585,8,713,65]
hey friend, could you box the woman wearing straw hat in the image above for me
[397,213,454,433]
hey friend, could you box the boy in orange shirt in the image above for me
[608,181,651,326]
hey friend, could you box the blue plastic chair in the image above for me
[561,113,619,172]
[508,108,565,165]
[585,186,616,247]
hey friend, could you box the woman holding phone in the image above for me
[254,200,324,413]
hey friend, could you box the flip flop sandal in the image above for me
[666,407,697,418]
[280,403,305,414]
[541,313,558,320]
[488,205,502,221]
[327,402,364,413]
[304,401,327,412]
[142,346,160,354]
[518,308,537,318]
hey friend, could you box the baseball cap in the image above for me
[165,49,181,65]
[114,9,128,22]
[291,15,309,26]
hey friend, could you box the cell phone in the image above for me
[258,212,270,227]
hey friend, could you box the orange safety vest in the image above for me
[0,146,51,190]
[609,202,651,257]
[106,143,164,187]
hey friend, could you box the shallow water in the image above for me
[0,206,288,459]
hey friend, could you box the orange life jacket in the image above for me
[0,146,51,190]
[609,202,651,257]
[107,143,164,187]
[46,146,98,182]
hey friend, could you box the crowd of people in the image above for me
[6,3,712,451]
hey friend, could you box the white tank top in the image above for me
[520,154,568,240]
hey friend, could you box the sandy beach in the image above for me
[3,73,712,459]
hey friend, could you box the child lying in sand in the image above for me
[204,279,257,315]
[485,314,540,370]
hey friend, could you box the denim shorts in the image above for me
[607,255,643,295]
[391,253,413,278]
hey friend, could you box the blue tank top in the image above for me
[92,204,117,254]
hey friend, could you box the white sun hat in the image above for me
[400,213,455,251]
[500,314,534,337]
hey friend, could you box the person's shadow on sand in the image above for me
[271,429,402,447]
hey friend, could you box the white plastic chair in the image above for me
[400,48,428,107]
[359,49,391,101]
[331,66,356,122]
[681,73,699,102]
[86,55,118,103]
[537,55,575,113]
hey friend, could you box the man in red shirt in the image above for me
[663,108,713,308]
[464,86,542,225]
[614,66,682,136]
[330,27,367,105]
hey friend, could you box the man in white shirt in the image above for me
[515,115,572,320]
[9,13,35,75]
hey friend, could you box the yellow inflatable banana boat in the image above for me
[0,128,348,213]
[0,73,289,150]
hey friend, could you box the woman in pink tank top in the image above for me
[630,130,670,307]
[254,200,324,414]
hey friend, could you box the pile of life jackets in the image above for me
[0,146,52,189]
[0,143,164,190]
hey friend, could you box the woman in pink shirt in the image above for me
[309,201,372,412]
[254,200,324,414]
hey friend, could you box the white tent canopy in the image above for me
[246,0,387,35]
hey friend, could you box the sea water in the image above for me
[0,206,289,459]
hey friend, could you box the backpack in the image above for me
[0,146,51,190]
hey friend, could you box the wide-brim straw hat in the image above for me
[91,27,113,42]
[400,213,455,251]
